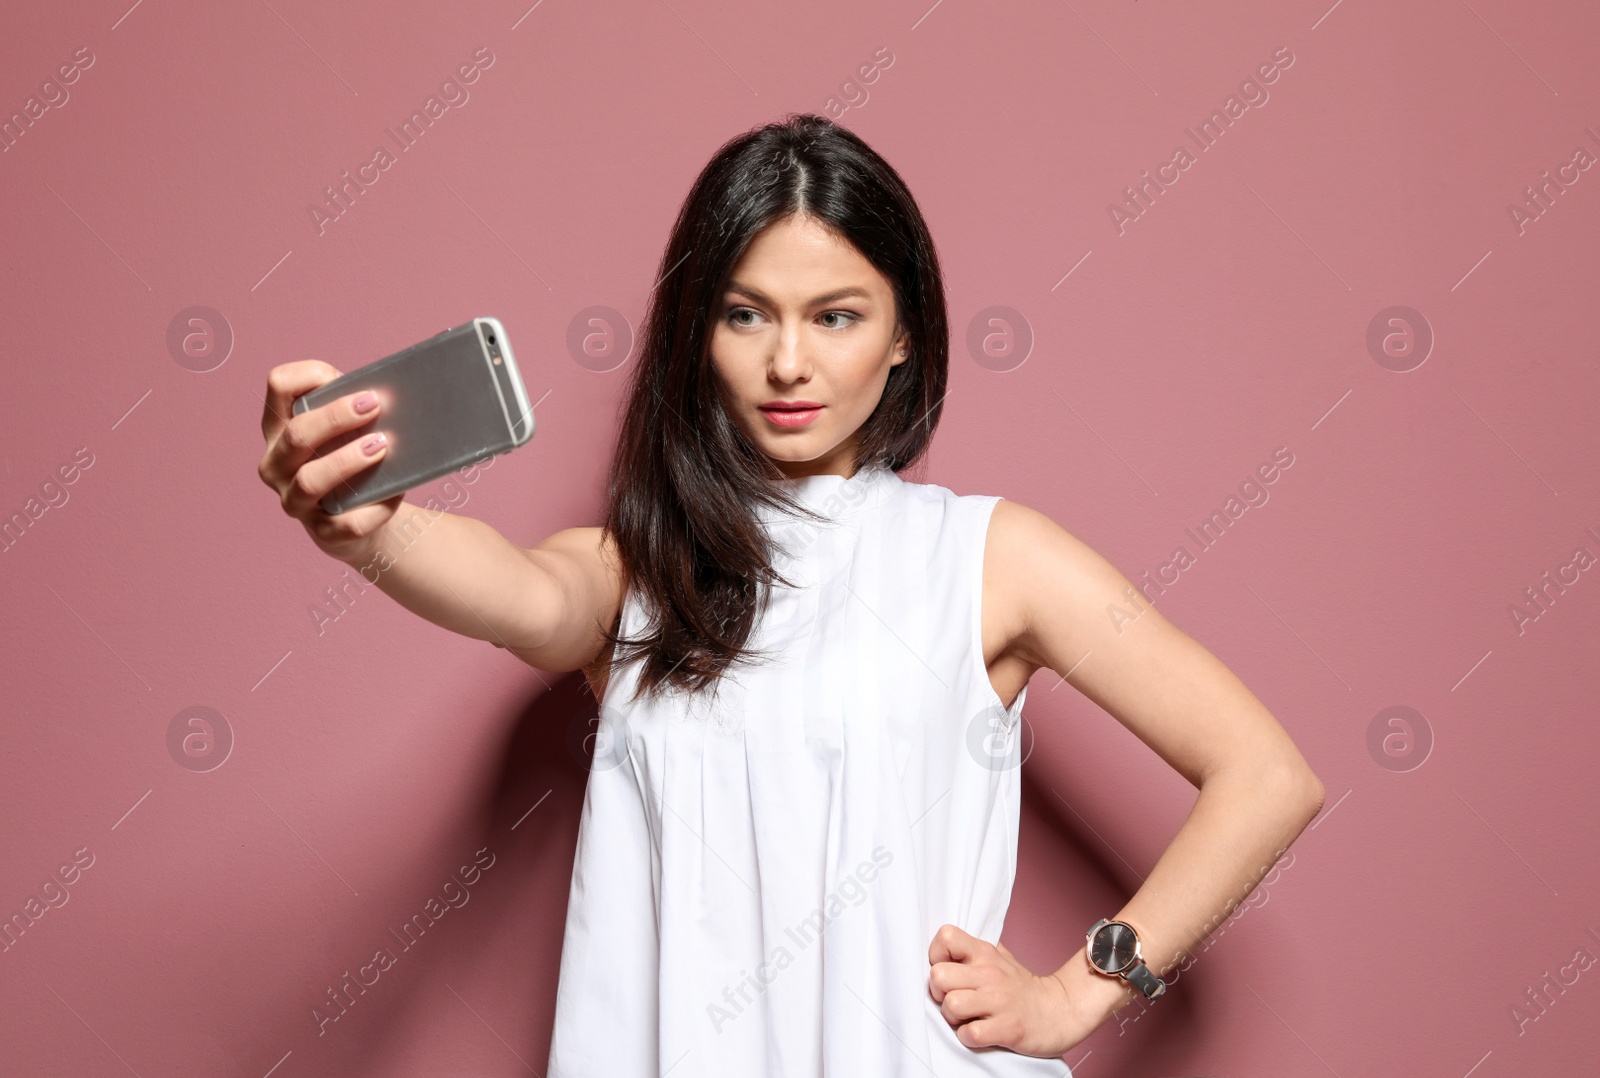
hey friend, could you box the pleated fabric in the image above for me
[547,461,1073,1078]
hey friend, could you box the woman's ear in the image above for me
[892,331,910,366]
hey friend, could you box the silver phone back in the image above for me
[290,318,533,515]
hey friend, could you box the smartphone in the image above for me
[291,316,533,515]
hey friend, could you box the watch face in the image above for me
[1089,921,1137,974]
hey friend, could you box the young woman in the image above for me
[258,114,1324,1075]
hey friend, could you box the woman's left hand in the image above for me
[927,923,1111,1059]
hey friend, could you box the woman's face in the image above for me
[708,214,909,480]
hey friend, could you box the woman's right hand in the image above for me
[257,360,402,564]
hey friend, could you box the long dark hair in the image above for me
[600,113,949,702]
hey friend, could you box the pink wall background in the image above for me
[3,1,1598,1075]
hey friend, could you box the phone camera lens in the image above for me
[487,332,497,344]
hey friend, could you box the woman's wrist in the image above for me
[1053,947,1138,1032]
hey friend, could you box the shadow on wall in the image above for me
[263,672,597,1077]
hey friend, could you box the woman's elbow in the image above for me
[1260,756,1325,825]
[1285,762,1325,827]
[1299,769,1326,820]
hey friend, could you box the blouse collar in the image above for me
[753,460,899,527]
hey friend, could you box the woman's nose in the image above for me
[768,342,810,379]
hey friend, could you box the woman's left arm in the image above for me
[929,499,1326,1057]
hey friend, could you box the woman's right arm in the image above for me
[257,360,623,674]
[334,512,625,672]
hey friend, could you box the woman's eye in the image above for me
[724,308,857,329]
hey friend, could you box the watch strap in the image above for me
[1124,959,1167,1000]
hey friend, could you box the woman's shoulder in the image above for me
[976,492,1097,581]
[884,469,1032,521]
[875,474,1068,582]
[894,478,1078,594]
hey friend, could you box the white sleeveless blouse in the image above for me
[548,461,1073,1077]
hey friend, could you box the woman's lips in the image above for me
[759,404,824,428]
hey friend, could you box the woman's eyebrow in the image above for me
[724,283,872,306]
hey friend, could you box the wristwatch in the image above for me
[1085,918,1167,1000]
